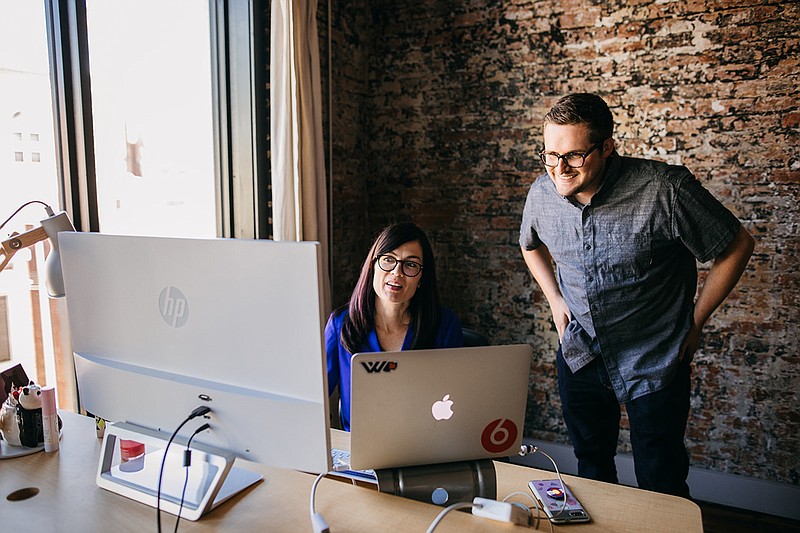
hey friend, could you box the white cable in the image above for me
[536,449,569,519]
[426,501,474,533]
[501,490,541,529]
[309,472,330,533]
[518,443,568,529]
[501,490,537,506]
[472,497,531,526]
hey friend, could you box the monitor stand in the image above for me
[96,422,262,521]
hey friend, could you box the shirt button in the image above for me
[585,244,592,250]
[588,276,594,282]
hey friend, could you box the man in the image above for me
[519,93,754,498]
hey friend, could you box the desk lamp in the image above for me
[0,201,74,459]
[0,201,76,298]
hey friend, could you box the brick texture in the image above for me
[320,0,800,485]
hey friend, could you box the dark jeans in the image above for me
[557,348,691,499]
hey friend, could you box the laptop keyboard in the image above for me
[330,448,378,483]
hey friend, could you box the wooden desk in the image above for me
[1,411,702,532]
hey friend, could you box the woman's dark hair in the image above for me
[340,222,441,353]
[543,93,614,144]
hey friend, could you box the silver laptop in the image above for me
[348,344,532,470]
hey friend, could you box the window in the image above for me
[48,0,270,238]
[84,0,217,237]
[1,0,268,413]
[0,0,63,402]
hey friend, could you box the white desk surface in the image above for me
[1,410,702,532]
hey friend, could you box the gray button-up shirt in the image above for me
[520,153,740,402]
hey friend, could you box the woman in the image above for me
[325,222,463,431]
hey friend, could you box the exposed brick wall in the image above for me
[322,0,799,485]
[319,0,374,305]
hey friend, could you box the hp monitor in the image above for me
[60,232,331,519]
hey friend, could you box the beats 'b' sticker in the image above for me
[480,418,518,453]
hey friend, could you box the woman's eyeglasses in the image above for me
[374,255,423,277]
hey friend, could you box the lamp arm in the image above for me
[0,226,49,273]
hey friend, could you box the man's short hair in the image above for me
[544,93,614,143]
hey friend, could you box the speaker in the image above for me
[375,459,496,507]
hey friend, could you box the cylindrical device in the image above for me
[41,386,59,452]
[375,459,497,506]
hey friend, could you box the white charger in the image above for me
[471,497,530,526]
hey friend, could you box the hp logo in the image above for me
[159,286,189,328]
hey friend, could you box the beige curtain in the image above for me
[270,0,330,314]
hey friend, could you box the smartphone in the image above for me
[528,479,591,524]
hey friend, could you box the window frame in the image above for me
[43,0,270,238]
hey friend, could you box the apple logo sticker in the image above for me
[431,394,455,420]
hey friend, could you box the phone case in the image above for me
[528,479,591,523]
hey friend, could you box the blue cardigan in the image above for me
[325,307,463,431]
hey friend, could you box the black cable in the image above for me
[0,200,53,231]
[156,406,211,533]
[173,423,210,533]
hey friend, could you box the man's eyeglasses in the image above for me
[539,142,603,169]
[374,255,423,277]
